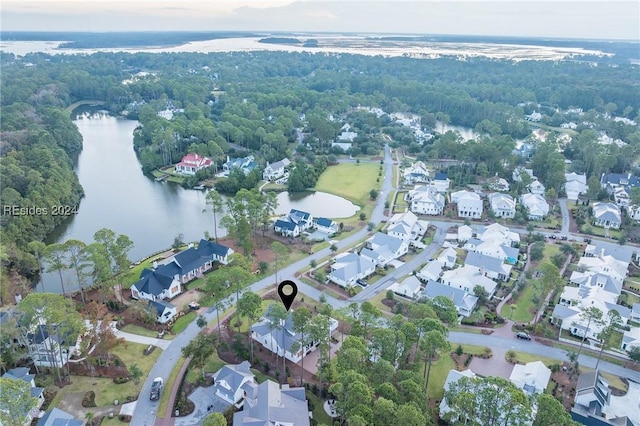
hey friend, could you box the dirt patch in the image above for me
[68,355,130,379]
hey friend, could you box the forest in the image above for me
[1,48,639,293]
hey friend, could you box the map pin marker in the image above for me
[277,280,298,311]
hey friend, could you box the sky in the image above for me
[2,0,639,40]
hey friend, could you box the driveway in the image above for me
[469,347,513,379]
[173,388,229,426]
[607,380,640,426]
[558,198,570,234]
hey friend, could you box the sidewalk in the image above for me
[113,328,172,350]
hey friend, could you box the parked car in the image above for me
[188,301,201,310]
[356,279,367,287]
[548,234,557,240]
[150,377,164,400]
[560,235,568,241]
[516,332,531,340]
[584,237,592,243]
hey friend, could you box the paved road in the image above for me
[558,197,570,234]
[449,331,640,383]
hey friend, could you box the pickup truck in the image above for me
[150,377,163,401]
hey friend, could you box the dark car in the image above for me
[516,332,531,340]
[584,237,592,243]
[548,234,557,240]
[356,279,367,287]
[560,235,568,241]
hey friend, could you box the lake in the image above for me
[40,108,356,292]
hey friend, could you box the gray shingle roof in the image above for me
[233,380,310,426]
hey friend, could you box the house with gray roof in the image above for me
[488,193,516,218]
[509,361,551,395]
[388,276,423,299]
[403,161,430,184]
[327,252,376,288]
[212,361,257,405]
[417,261,445,283]
[274,209,314,238]
[147,299,177,324]
[251,306,338,363]
[263,158,291,181]
[362,232,409,266]
[387,211,429,241]
[233,380,310,426]
[592,202,622,229]
[222,155,256,176]
[422,280,478,317]
[520,193,549,221]
[439,369,477,420]
[2,367,45,424]
[441,265,498,298]
[464,251,512,281]
[37,408,83,426]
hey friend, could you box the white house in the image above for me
[457,225,473,243]
[387,211,429,241]
[440,369,478,420]
[131,269,182,301]
[147,299,177,324]
[464,251,512,281]
[451,190,483,219]
[528,179,546,195]
[437,247,458,268]
[2,367,45,425]
[328,252,376,288]
[403,161,430,184]
[488,193,516,218]
[487,175,510,192]
[262,158,291,181]
[477,223,520,247]
[388,276,423,299]
[407,185,445,216]
[525,111,542,122]
[564,172,588,200]
[509,361,551,395]
[313,217,339,236]
[441,265,498,298]
[417,260,445,282]
[251,306,338,363]
[362,232,409,267]
[432,173,450,192]
[234,380,311,426]
[626,204,640,222]
[274,209,313,237]
[175,153,213,175]
[26,324,81,369]
[520,193,549,221]
[37,408,83,426]
[212,361,257,405]
[423,280,478,317]
[592,202,622,229]
[612,187,630,207]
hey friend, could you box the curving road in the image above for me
[132,148,639,425]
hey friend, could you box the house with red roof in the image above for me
[175,153,213,175]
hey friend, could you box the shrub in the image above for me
[463,354,472,367]
[82,391,97,407]
[455,345,464,356]
[386,290,395,300]
[113,376,129,384]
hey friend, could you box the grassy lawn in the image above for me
[506,282,537,323]
[307,390,333,425]
[541,243,560,265]
[314,163,381,206]
[186,350,226,383]
[229,300,275,334]
[370,290,393,314]
[65,100,105,113]
[49,342,163,408]
[425,354,456,400]
[157,356,186,419]
[506,351,561,367]
[98,417,123,426]
[172,312,197,334]
[458,344,493,356]
[121,324,174,340]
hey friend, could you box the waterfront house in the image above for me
[131,269,182,301]
[175,153,213,175]
[262,158,291,181]
[274,209,313,238]
[222,155,256,176]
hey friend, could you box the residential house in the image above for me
[233,380,311,426]
[613,186,630,207]
[251,306,338,363]
[337,130,358,142]
[592,202,622,229]
[328,252,376,288]
[512,143,534,159]
[313,217,339,236]
[487,175,510,192]
[222,155,256,176]
[131,269,182,301]
[464,251,512,281]
[627,204,640,222]
[26,324,81,369]
[403,161,430,184]
[361,232,409,266]
[577,251,629,284]
[175,153,213,175]
[331,142,352,152]
[457,225,473,243]
[520,193,549,221]
[262,158,291,181]
[437,247,458,268]
[527,179,546,195]
[147,299,177,324]
[417,261,445,283]
[564,172,588,200]
[488,193,516,218]
[439,369,478,420]
[387,211,429,241]
[422,280,478,317]
[622,327,640,352]
[37,408,83,426]
[274,209,313,237]
[2,367,45,424]
[477,223,520,247]
[441,265,498,298]
[601,172,640,194]
[451,190,483,219]
[196,239,234,265]
[570,371,635,426]
[512,167,535,183]
[465,239,520,264]
[388,276,423,299]
[432,172,450,192]
[509,361,551,395]
[407,185,445,215]
[212,361,257,405]
[525,111,542,122]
